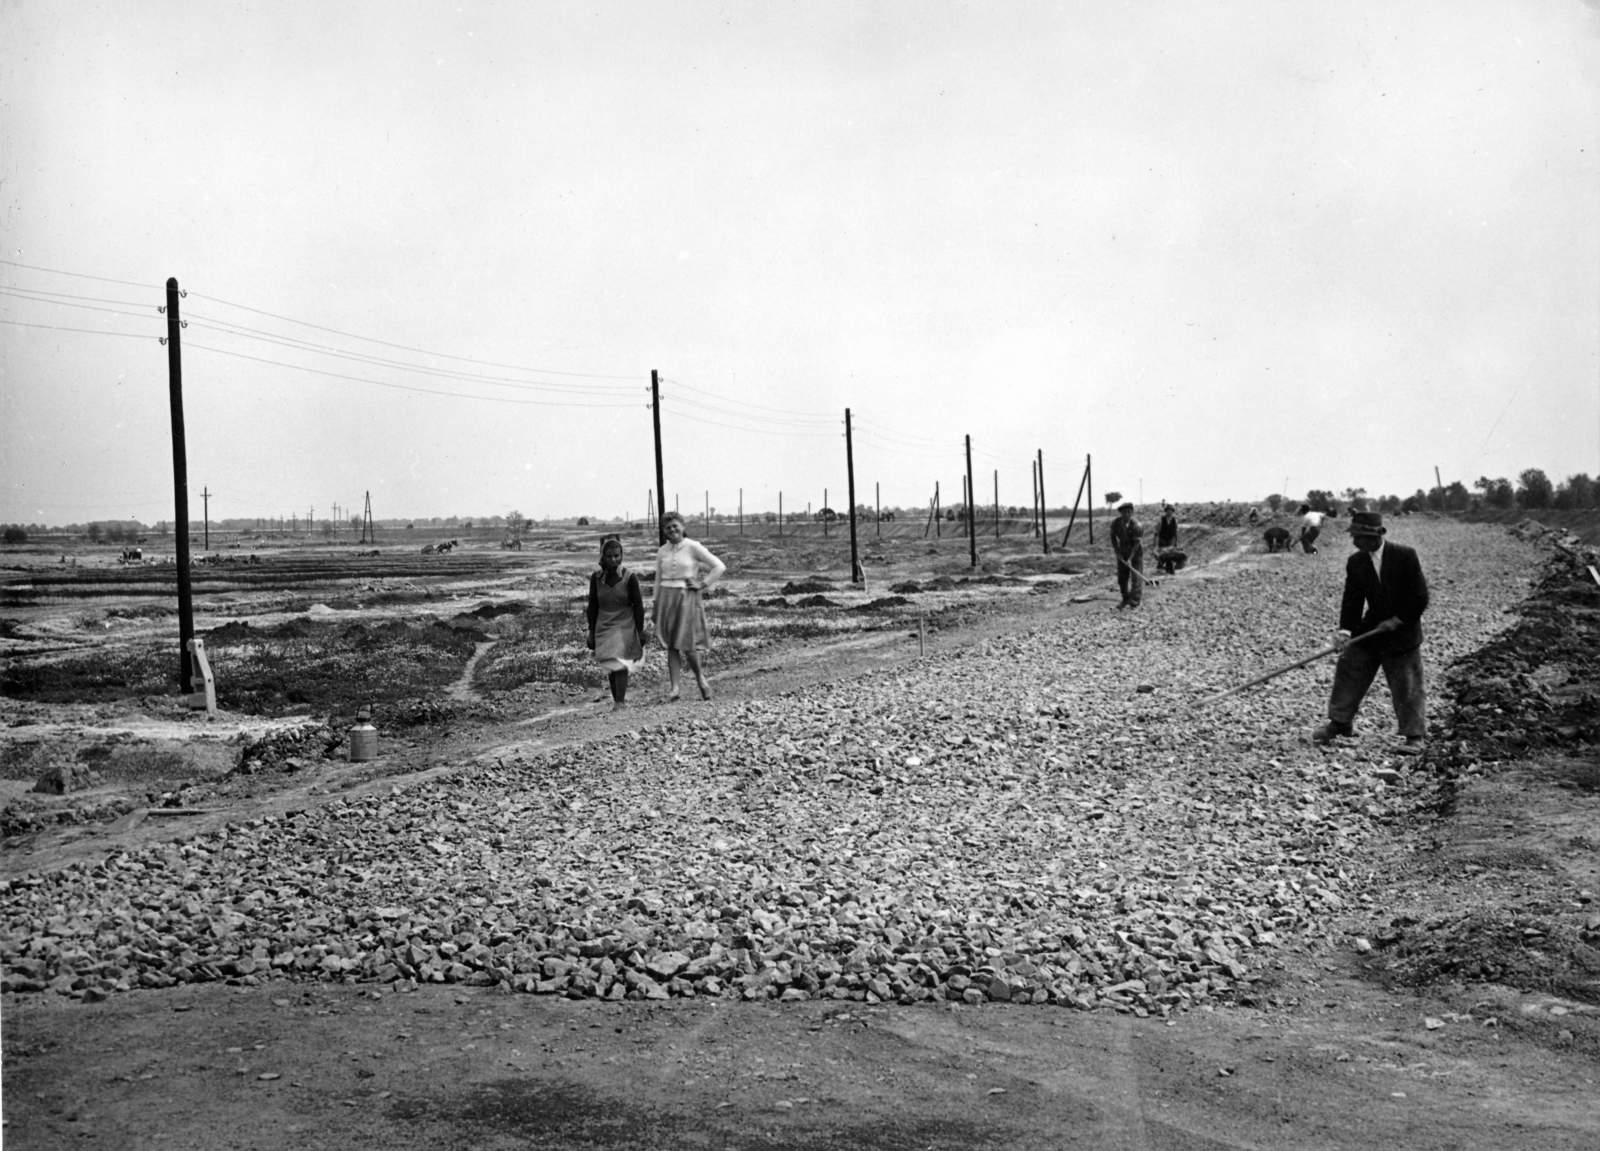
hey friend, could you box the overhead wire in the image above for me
[0,319,153,341]
[0,288,160,322]
[184,343,640,408]
[181,313,637,397]
[186,289,636,380]
[0,258,158,291]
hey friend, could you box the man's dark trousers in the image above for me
[1326,641,1425,738]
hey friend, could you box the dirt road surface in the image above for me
[4,516,1598,1149]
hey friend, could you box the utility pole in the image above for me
[362,491,374,543]
[845,408,863,584]
[164,277,194,692]
[994,469,1000,541]
[1086,454,1094,545]
[965,435,977,568]
[935,481,941,537]
[824,488,829,536]
[202,487,210,551]
[1434,465,1445,513]
[778,492,783,537]
[650,370,667,546]
[875,481,880,538]
[705,490,710,535]
[1037,449,1050,555]
[739,488,743,535]
[1031,459,1040,539]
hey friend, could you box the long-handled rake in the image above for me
[1194,623,1386,707]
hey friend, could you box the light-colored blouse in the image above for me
[654,537,726,588]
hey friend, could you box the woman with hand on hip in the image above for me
[586,535,645,711]
[652,511,726,701]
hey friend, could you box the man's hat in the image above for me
[1347,510,1386,537]
[1118,501,1134,512]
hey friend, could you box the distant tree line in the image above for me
[1268,469,1594,518]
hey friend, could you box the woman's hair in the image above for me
[661,511,685,529]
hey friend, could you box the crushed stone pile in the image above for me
[0,521,1534,1015]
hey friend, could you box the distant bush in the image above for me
[1516,469,1554,510]
[2,525,26,544]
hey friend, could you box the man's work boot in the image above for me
[1393,736,1426,756]
[1312,721,1352,744]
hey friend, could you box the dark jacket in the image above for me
[1110,515,1144,558]
[1339,542,1428,652]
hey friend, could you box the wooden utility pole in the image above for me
[1063,461,1089,543]
[964,435,977,568]
[361,491,375,543]
[875,481,880,538]
[651,370,667,546]
[164,277,194,692]
[1086,454,1095,545]
[1434,465,1445,512]
[202,487,210,551]
[1031,459,1040,538]
[705,490,710,535]
[935,481,941,537]
[778,492,783,536]
[845,408,863,584]
[824,488,829,536]
[739,488,743,535]
[1037,449,1050,555]
[994,469,1000,541]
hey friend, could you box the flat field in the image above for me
[2,512,1598,1150]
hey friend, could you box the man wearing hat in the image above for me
[1110,502,1145,608]
[1313,510,1430,752]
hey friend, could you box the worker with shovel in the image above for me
[1111,501,1145,609]
[1312,510,1430,753]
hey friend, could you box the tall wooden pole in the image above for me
[845,409,863,584]
[164,277,194,692]
[1086,453,1095,545]
[994,469,1000,540]
[935,481,941,537]
[739,488,743,535]
[824,488,829,536]
[1063,464,1089,543]
[1434,465,1445,513]
[1037,449,1050,555]
[1031,459,1040,538]
[964,435,977,568]
[779,492,783,537]
[202,487,210,551]
[651,370,667,546]
[875,481,880,538]
[705,490,710,535]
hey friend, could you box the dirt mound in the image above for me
[235,723,343,775]
[1370,909,1600,1004]
[1439,547,1600,762]
[463,601,527,619]
[852,596,912,611]
[792,594,841,609]
[780,578,835,595]
[204,620,254,642]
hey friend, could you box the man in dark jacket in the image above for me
[1110,502,1144,608]
[1312,511,1429,752]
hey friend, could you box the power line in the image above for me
[0,288,159,322]
[184,342,641,408]
[0,318,152,340]
[0,285,156,309]
[187,289,636,379]
[0,258,157,291]
[182,314,636,397]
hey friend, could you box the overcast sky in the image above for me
[2,1,1596,527]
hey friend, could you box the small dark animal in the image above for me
[1263,527,1293,553]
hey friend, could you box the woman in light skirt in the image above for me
[652,511,726,701]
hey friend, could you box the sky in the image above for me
[2,0,1597,527]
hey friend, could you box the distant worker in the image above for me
[1248,507,1261,525]
[586,535,645,712]
[1312,511,1430,754]
[1298,503,1325,554]
[653,511,727,701]
[1156,504,1178,550]
[1110,502,1145,609]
